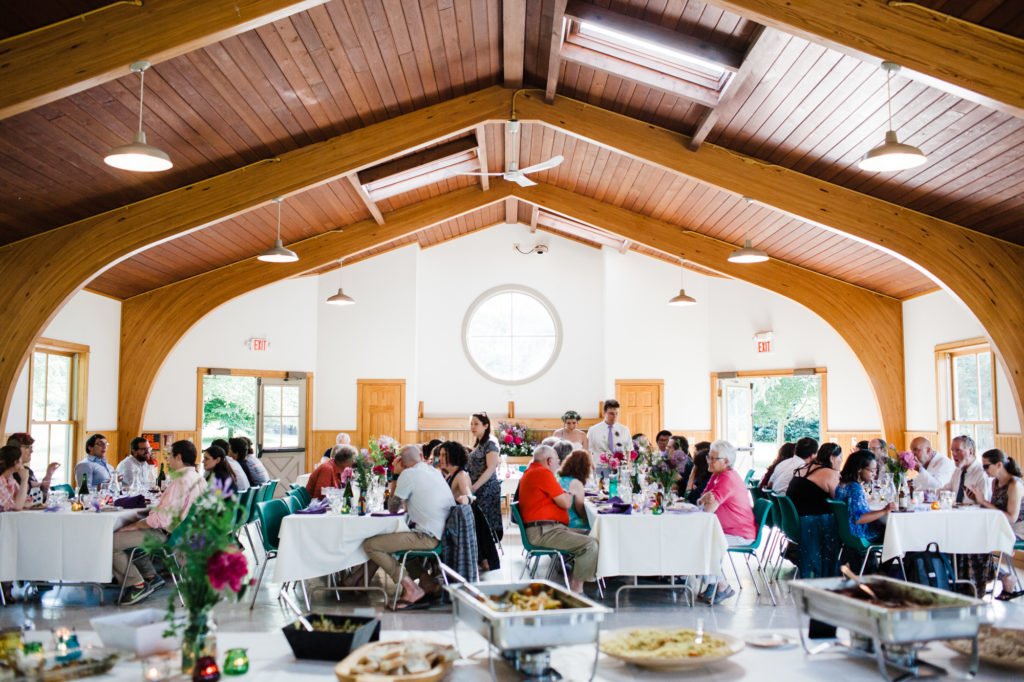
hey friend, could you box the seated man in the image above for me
[943,434,990,503]
[655,430,672,455]
[321,432,352,464]
[74,434,114,489]
[306,444,356,499]
[116,437,156,490]
[362,445,455,608]
[910,436,955,491]
[518,444,598,593]
[112,440,207,605]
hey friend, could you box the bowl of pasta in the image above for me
[600,627,744,669]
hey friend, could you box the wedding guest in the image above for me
[552,410,588,449]
[202,445,236,494]
[769,437,818,492]
[971,449,1024,600]
[587,399,632,459]
[760,442,795,492]
[113,440,206,605]
[697,440,756,603]
[868,438,887,458]
[668,435,693,492]
[685,443,712,503]
[0,446,29,512]
[943,435,989,503]
[7,433,58,504]
[306,445,356,500]
[787,443,842,578]
[518,444,598,593]
[210,438,249,493]
[553,439,574,464]
[834,450,893,546]
[856,440,870,451]
[438,440,499,572]
[322,433,352,463]
[910,436,955,490]
[117,437,156,490]
[468,412,502,541]
[228,437,268,487]
[655,430,672,455]
[423,439,442,467]
[558,450,592,532]
[74,433,114,489]
[363,445,455,608]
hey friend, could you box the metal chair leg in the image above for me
[518,553,531,580]
[726,553,743,592]
[244,525,259,567]
[117,547,145,604]
[249,556,270,610]
[558,554,570,589]
[743,555,762,596]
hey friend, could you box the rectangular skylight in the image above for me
[577,20,729,81]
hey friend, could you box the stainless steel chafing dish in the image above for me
[790,576,990,681]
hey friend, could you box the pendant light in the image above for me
[728,239,769,264]
[668,258,697,306]
[858,62,927,173]
[325,260,355,306]
[103,61,173,172]
[257,198,299,263]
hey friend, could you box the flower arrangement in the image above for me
[497,422,536,457]
[884,449,918,489]
[648,450,690,494]
[632,435,654,470]
[353,449,376,492]
[143,480,249,674]
[599,451,628,472]
[368,435,399,481]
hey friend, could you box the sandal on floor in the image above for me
[392,598,432,611]
[996,589,1024,601]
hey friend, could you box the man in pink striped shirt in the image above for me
[113,440,207,605]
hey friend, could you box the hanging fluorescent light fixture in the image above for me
[668,257,697,306]
[728,239,769,264]
[257,198,299,263]
[325,260,355,305]
[858,62,927,173]
[103,61,173,172]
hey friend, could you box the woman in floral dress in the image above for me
[468,412,503,542]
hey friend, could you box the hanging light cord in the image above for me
[136,67,146,135]
[885,67,894,131]
[276,200,283,241]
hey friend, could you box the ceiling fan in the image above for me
[458,154,563,187]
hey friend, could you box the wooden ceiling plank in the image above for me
[504,0,527,87]
[0,0,332,120]
[545,0,569,102]
[709,0,1024,118]
[395,0,447,104]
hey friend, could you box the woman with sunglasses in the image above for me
[968,449,1024,600]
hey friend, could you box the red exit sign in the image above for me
[248,338,269,352]
[756,339,772,354]
[753,331,774,354]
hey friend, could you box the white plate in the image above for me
[744,633,797,649]
[600,628,744,670]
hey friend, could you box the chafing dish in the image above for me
[790,576,989,680]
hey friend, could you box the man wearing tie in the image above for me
[587,399,631,461]
[943,434,990,503]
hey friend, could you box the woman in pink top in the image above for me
[697,440,756,604]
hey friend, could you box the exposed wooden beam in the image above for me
[708,0,1024,118]
[505,197,518,224]
[689,25,786,150]
[0,0,330,120]
[565,1,745,70]
[357,136,478,185]
[503,0,527,88]
[0,87,513,430]
[529,205,539,233]
[559,43,720,107]
[516,90,1024,427]
[517,183,906,444]
[474,125,490,192]
[345,174,385,225]
[544,0,569,103]
[117,185,512,448]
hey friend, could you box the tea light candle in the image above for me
[193,655,221,682]
[222,648,249,675]
[141,654,173,682]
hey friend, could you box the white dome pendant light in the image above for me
[257,198,299,263]
[728,239,769,264]
[858,62,927,173]
[103,61,173,172]
[326,260,355,305]
[668,257,697,306]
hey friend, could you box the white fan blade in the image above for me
[512,174,537,187]
[518,155,564,175]
[454,170,504,177]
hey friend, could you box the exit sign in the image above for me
[248,337,269,352]
[754,331,774,354]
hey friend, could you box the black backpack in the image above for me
[902,542,955,592]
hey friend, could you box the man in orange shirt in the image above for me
[306,445,356,500]
[518,445,598,593]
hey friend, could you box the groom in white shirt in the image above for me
[587,399,631,458]
[910,436,956,490]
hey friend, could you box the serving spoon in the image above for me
[840,564,879,601]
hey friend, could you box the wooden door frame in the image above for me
[29,338,90,470]
[614,379,665,435]
[710,368,828,442]
[356,379,406,448]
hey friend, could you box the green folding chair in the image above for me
[769,492,802,579]
[726,498,776,605]
[249,499,290,610]
[509,502,571,589]
[290,485,311,508]
[390,543,446,610]
[283,495,303,515]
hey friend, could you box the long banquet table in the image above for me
[272,513,409,583]
[880,507,1016,561]
[0,509,142,583]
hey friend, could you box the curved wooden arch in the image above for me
[517,91,1024,430]
[116,185,511,451]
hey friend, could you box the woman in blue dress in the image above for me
[834,449,894,546]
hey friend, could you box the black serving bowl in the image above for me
[281,614,381,662]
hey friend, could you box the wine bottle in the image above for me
[358,491,367,516]
[77,474,89,501]
[343,478,354,514]
[155,463,167,490]
[897,483,907,511]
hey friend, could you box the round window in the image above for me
[462,286,562,385]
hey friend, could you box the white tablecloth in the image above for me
[881,507,1016,561]
[500,475,520,498]
[37,628,1019,681]
[294,473,310,488]
[589,508,728,578]
[0,509,142,582]
[273,514,409,582]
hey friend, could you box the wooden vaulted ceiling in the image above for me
[1,0,1022,303]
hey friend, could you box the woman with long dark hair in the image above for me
[438,440,500,571]
[202,445,236,495]
[760,442,795,491]
[834,450,894,544]
[467,412,502,542]
[971,449,1024,600]
[787,442,843,578]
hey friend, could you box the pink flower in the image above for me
[504,434,514,444]
[630,450,639,461]
[372,465,386,476]
[513,436,523,446]
[207,551,248,592]
[340,468,353,484]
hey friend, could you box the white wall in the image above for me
[4,290,121,433]
[144,277,318,430]
[706,279,881,431]
[903,290,1020,434]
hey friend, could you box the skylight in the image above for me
[578,20,729,80]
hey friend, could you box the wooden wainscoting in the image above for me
[995,433,1024,459]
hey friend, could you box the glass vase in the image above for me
[181,610,217,678]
